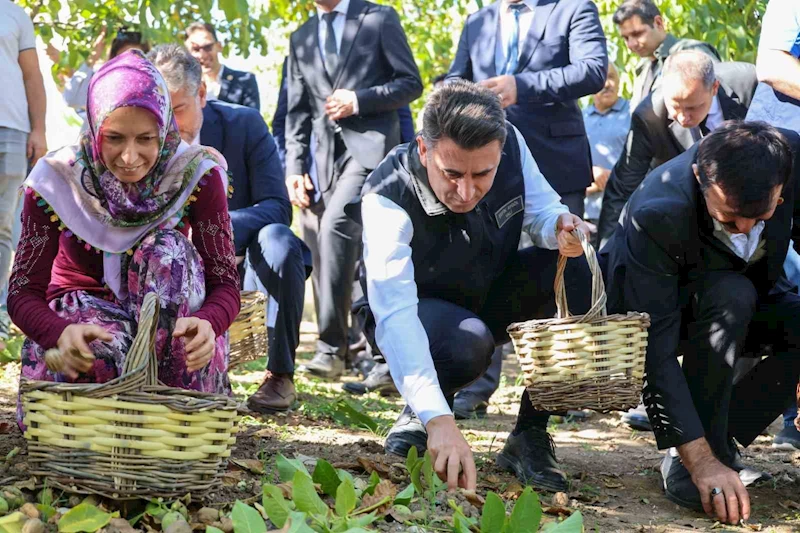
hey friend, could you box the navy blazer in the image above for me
[200,100,292,255]
[218,65,260,110]
[447,0,608,195]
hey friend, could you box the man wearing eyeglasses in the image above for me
[184,21,260,110]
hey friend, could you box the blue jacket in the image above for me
[200,100,292,255]
[446,0,607,194]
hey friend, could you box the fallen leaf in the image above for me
[543,506,572,517]
[461,490,484,508]
[229,459,265,475]
[779,500,800,510]
[484,474,502,486]
[358,480,396,514]
[276,484,293,499]
[742,522,763,532]
[356,457,390,477]
[552,492,569,507]
[13,478,35,491]
[331,462,361,471]
[501,482,524,499]
[602,478,624,489]
[386,505,413,524]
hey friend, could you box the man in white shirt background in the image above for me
[353,81,592,492]
[0,0,46,345]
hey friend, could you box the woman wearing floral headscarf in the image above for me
[9,50,240,424]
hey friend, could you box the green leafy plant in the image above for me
[58,503,115,533]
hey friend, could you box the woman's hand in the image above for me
[53,324,113,379]
[173,317,216,372]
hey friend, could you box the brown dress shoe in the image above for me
[247,372,296,414]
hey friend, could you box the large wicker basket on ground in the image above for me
[228,290,268,369]
[20,293,239,500]
[507,231,650,413]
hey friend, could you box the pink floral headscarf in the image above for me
[24,49,228,299]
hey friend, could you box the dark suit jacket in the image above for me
[272,57,415,174]
[446,0,607,195]
[200,100,291,255]
[597,62,758,245]
[217,65,260,110]
[601,133,800,449]
[285,0,423,192]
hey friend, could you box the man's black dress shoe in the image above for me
[496,426,568,492]
[384,405,427,458]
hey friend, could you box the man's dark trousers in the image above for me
[668,271,800,456]
[361,246,593,418]
[306,134,370,358]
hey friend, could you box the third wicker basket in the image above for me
[507,230,650,413]
[228,290,268,369]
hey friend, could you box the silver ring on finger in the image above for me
[710,487,723,497]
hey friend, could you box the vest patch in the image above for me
[495,195,524,228]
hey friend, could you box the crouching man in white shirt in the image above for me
[352,80,593,492]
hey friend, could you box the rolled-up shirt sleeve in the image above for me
[361,193,452,425]
[514,125,568,249]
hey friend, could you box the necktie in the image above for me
[501,4,526,75]
[322,12,339,78]
[699,117,711,137]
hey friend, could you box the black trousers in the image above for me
[300,135,370,358]
[675,272,800,455]
[361,246,593,421]
[559,190,586,217]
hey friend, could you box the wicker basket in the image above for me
[507,230,650,413]
[20,293,240,500]
[228,290,268,369]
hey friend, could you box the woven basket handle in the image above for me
[554,229,607,321]
[120,292,161,386]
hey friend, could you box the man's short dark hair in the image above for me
[185,22,218,42]
[697,121,794,219]
[612,0,662,26]
[421,79,507,150]
[109,29,149,59]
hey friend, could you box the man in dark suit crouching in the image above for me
[602,121,800,524]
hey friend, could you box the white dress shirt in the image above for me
[205,64,225,101]
[712,219,766,263]
[361,126,567,425]
[494,0,536,75]
[316,0,359,114]
[704,94,724,132]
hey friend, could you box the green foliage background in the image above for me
[21,0,769,107]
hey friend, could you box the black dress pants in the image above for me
[674,272,800,456]
[361,246,593,422]
[301,135,370,358]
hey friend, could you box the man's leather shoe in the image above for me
[343,363,397,395]
[497,427,568,492]
[300,353,345,380]
[723,438,772,485]
[661,449,703,511]
[621,404,652,431]
[247,372,296,413]
[384,405,427,458]
[452,392,488,420]
[773,424,800,450]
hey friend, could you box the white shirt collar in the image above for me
[317,0,350,18]
[705,94,724,131]
[712,218,766,262]
[502,0,536,11]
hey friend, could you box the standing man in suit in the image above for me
[285,0,423,379]
[446,0,608,216]
[613,0,720,111]
[149,45,309,413]
[184,22,260,110]
[601,121,800,524]
[597,52,757,246]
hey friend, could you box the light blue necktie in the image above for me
[501,4,526,75]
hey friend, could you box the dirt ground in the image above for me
[2,323,800,532]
